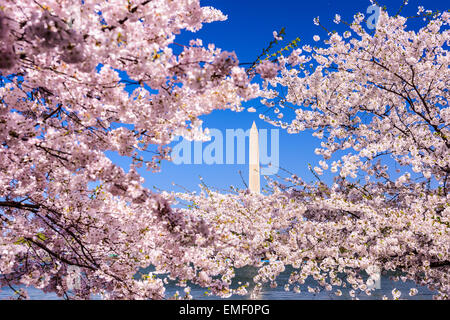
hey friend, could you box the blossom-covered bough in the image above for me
[172,7,450,299]
[0,0,259,299]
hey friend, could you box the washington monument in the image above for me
[249,121,260,194]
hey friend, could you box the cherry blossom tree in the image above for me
[1,0,448,301]
[0,0,259,299]
[174,6,449,300]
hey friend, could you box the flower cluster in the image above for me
[24,11,86,64]
[255,59,280,79]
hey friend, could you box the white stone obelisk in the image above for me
[366,265,381,290]
[249,121,260,194]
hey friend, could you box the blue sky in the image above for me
[110,0,448,194]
